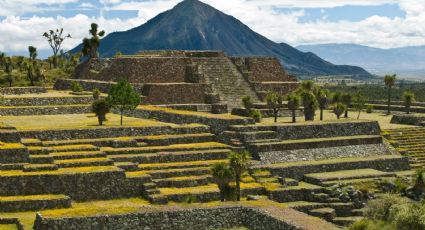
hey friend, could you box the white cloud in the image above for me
[1,0,425,57]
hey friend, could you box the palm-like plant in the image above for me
[317,89,328,121]
[341,93,352,118]
[300,91,318,121]
[228,151,251,201]
[333,103,346,119]
[402,91,415,114]
[4,57,13,87]
[287,93,300,123]
[384,74,396,115]
[211,162,234,202]
[352,92,368,119]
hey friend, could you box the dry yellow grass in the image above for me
[0,194,68,202]
[139,105,245,120]
[1,114,176,130]
[0,166,120,177]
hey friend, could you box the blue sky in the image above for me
[1,0,424,58]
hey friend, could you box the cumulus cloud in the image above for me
[0,0,424,57]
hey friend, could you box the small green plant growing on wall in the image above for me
[242,96,253,114]
[250,109,262,123]
[106,80,141,125]
[92,99,110,125]
[71,81,83,92]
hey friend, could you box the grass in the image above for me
[0,166,120,177]
[138,105,246,120]
[306,169,390,180]
[138,159,226,169]
[54,158,110,164]
[1,114,177,131]
[0,224,18,230]
[49,144,96,151]
[109,142,228,152]
[159,182,263,195]
[259,109,416,129]
[0,194,68,202]
[0,142,25,149]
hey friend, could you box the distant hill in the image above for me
[71,0,371,77]
[297,43,425,80]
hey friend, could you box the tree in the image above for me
[211,162,234,202]
[27,46,38,86]
[242,96,253,114]
[0,52,5,68]
[106,80,141,125]
[402,91,415,114]
[228,151,251,201]
[92,99,110,125]
[266,91,283,123]
[384,74,397,115]
[15,56,25,72]
[342,93,352,118]
[82,23,105,59]
[317,89,328,121]
[333,103,346,119]
[332,91,342,104]
[4,57,13,87]
[287,93,300,123]
[352,92,368,119]
[43,28,71,68]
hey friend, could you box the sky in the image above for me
[0,0,425,58]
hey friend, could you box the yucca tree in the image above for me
[298,81,318,121]
[317,89,328,121]
[333,103,346,119]
[266,91,283,123]
[352,92,368,119]
[402,91,415,114]
[15,56,25,72]
[211,162,234,202]
[332,91,342,104]
[228,151,251,201]
[27,46,38,86]
[341,93,352,118]
[82,23,105,59]
[4,57,13,87]
[0,52,5,69]
[42,28,71,68]
[287,93,300,123]
[384,74,396,115]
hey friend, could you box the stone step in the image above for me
[332,216,364,227]
[21,138,42,146]
[54,158,114,168]
[153,175,211,188]
[0,194,71,212]
[23,164,58,172]
[42,137,138,148]
[48,144,99,153]
[114,162,139,171]
[103,142,229,155]
[139,133,215,146]
[239,131,278,142]
[29,155,54,164]
[138,159,227,171]
[308,208,336,222]
[109,149,231,164]
[50,151,106,160]
[147,194,168,204]
[143,167,211,180]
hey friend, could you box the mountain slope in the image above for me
[297,43,425,79]
[71,0,371,77]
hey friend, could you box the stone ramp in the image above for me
[191,57,260,110]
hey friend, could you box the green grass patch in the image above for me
[0,194,68,202]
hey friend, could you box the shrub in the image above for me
[366,105,374,113]
[250,109,262,123]
[333,103,346,119]
[365,194,410,221]
[183,194,198,204]
[242,96,253,112]
[70,81,83,92]
[93,88,101,100]
[391,203,425,230]
[92,99,110,125]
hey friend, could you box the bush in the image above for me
[92,99,110,125]
[242,96,253,112]
[391,203,425,230]
[183,194,198,204]
[70,81,83,92]
[365,194,410,221]
[366,105,374,113]
[250,109,262,123]
[93,88,101,100]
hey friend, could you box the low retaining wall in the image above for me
[0,170,136,201]
[0,196,71,212]
[390,114,425,126]
[0,87,47,95]
[13,125,209,141]
[33,205,338,230]
[0,105,91,116]
[54,79,144,94]
[275,121,381,140]
[0,146,29,163]
[2,96,94,107]
[257,143,391,164]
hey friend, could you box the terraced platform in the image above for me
[384,127,425,168]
